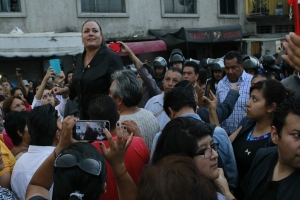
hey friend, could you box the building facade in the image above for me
[0,0,294,82]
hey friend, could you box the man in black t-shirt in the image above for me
[242,96,300,200]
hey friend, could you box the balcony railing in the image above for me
[246,0,289,16]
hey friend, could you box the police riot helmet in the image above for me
[243,56,260,70]
[169,48,185,64]
[184,58,200,66]
[262,55,276,67]
[211,58,225,71]
[153,56,168,69]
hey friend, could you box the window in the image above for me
[218,0,238,18]
[77,0,128,17]
[257,25,272,34]
[0,0,26,17]
[161,0,199,18]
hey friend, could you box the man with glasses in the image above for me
[150,83,238,189]
[216,51,252,135]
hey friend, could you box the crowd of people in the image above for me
[0,21,300,199]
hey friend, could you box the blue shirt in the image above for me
[144,93,170,131]
[150,113,238,188]
[216,70,252,134]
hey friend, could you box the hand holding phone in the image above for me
[109,43,121,52]
[73,120,110,141]
[16,68,24,77]
[49,59,61,77]
[204,78,212,97]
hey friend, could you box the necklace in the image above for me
[246,126,270,141]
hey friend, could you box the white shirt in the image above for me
[11,145,55,200]
[144,93,170,131]
[32,96,68,121]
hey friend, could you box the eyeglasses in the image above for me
[54,153,102,176]
[194,143,219,158]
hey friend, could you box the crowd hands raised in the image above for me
[0,20,300,199]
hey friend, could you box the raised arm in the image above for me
[118,41,142,70]
[100,124,137,200]
[26,116,77,200]
[16,68,29,97]
[35,67,56,101]
[119,42,159,97]
[215,85,240,124]
[202,90,220,126]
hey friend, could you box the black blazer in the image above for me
[242,146,300,200]
[69,46,123,119]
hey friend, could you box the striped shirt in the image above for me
[216,70,252,134]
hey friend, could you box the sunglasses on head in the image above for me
[54,153,102,176]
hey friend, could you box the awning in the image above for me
[0,32,167,58]
[149,24,243,47]
[116,40,167,56]
[0,32,84,57]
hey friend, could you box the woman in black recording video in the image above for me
[52,20,123,120]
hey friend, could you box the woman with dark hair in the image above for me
[137,155,218,200]
[2,96,27,150]
[4,111,30,159]
[152,117,234,200]
[53,20,123,120]
[10,87,32,112]
[53,143,106,199]
[2,96,26,116]
[230,79,294,199]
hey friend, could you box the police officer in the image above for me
[243,56,260,75]
[210,58,225,94]
[169,48,185,70]
[153,56,168,89]
[262,55,282,80]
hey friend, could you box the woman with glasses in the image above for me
[151,117,235,200]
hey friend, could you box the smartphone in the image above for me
[204,78,212,97]
[73,120,110,141]
[49,59,61,76]
[109,43,121,52]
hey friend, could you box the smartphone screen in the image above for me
[73,120,110,141]
[49,59,61,76]
[109,43,121,52]
[204,78,212,97]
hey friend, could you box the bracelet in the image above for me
[53,149,57,159]
[115,169,128,179]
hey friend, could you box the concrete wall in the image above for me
[0,0,246,39]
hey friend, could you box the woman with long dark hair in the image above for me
[230,79,294,199]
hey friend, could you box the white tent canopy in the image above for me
[0,32,84,57]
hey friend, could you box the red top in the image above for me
[24,100,32,112]
[92,136,150,200]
